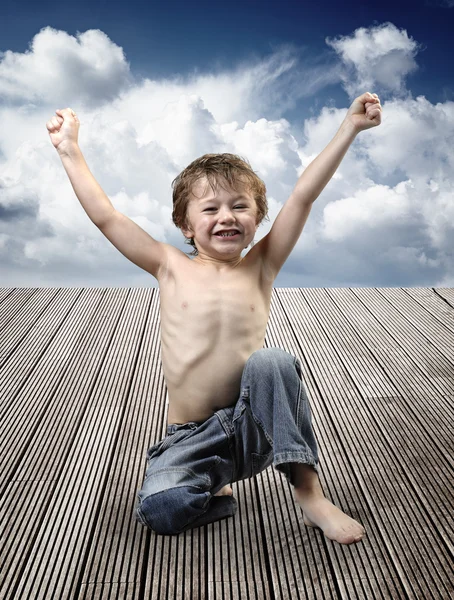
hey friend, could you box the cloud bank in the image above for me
[0,28,132,109]
[0,23,453,287]
[326,23,420,98]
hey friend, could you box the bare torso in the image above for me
[157,244,274,425]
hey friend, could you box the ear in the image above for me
[181,221,195,238]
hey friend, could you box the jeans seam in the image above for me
[145,466,212,489]
[174,491,212,534]
[296,379,302,431]
[248,402,274,448]
[294,356,303,431]
[136,506,148,526]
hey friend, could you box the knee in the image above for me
[136,486,210,535]
[248,347,295,374]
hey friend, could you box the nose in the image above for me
[219,208,236,223]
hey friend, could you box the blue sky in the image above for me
[2,0,453,103]
[1,0,453,287]
[3,0,453,107]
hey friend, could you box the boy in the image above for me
[46,92,382,544]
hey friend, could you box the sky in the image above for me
[1,0,453,288]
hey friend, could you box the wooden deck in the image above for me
[1,287,453,600]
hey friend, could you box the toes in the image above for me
[214,484,233,497]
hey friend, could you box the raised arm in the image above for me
[46,108,168,279]
[255,92,382,279]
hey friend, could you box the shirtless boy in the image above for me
[46,92,382,544]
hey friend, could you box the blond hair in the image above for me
[171,153,269,256]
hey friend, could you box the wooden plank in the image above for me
[325,288,453,443]
[209,581,264,599]
[78,581,137,599]
[349,288,454,400]
[1,288,454,599]
[259,293,341,600]
[80,291,167,591]
[313,287,454,581]
[1,289,115,490]
[207,477,272,600]
[405,288,454,332]
[308,287,454,532]
[143,528,206,600]
[0,287,17,303]
[0,288,38,329]
[281,287,454,598]
[1,288,124,598]
[0,288,81,410]
[258,467,339,600]
[4,289,151,598]
[378,287,454,372]
[434,288,454,309]
[267,290,404,600]
[0,288,74,363]
[1,480,54,599]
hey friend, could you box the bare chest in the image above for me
[156,247,274,423]
[158,252,272,352]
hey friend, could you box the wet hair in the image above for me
[171,153,269,256]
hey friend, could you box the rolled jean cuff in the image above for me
[136,493,238,535]
[177,495,238,533]
[273,450,319,485]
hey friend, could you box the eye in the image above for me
[203,205,246,212]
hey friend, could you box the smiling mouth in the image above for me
[214,232,240,238]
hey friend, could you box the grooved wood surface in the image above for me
[1,287,453,600]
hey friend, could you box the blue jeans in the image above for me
[135,348,319,535]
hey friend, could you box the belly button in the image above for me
[250,304,255,311]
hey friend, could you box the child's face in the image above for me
[182,176,259,261]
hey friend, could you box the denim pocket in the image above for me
[146,429,192,462]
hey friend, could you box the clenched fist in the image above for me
[345,92,382,133]
[46,108,80,154]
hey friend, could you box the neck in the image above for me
[192,252,244,270]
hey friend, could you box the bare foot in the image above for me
[214,484,233,497]
[294,489,365,545]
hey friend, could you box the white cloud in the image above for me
[274,96,454,287]
[0,27,132,108]
[322,181,414,242]
[356,96,454,178]
[0,25,453,288]
[106,44,340,130]
[326,23,420,98]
